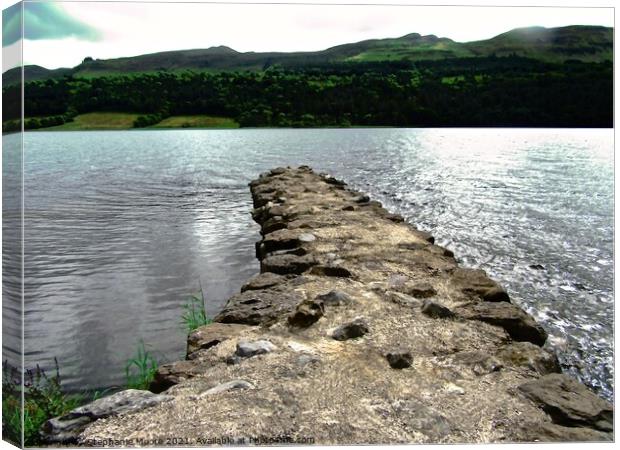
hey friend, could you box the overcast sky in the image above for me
[2,0,615,71]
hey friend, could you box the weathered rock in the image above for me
[516,422,612,442]
[406,282,437,298]
[496,342,561,375]
[150,360,206,393]
[452,351,503,375]
[518,374,613,431]
[240,272,287,292]
[455,302,547,346]
[386,350,413,369]
[331,318,369,341]
[260,253,318,275]
[186,322,248,358]
[389,400,452,440]
[421,300,455,319]
[215,288,304,326]
[298,233,317,243]
[236,340,277,358]
[41,390,172,444]
[451,268,510,302]
[202,380,254,396]
[288,297,325,328]
[316,290,352,306]
[309,265,353,278]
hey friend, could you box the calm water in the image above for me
[2,128,614,400]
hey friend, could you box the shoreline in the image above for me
[42,166,613,445]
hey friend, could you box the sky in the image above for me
[1,0,615,71]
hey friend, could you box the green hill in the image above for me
[2,25,612,84]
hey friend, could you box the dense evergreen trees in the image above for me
[2,56,612,130]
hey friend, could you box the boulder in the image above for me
[455,302,547,346]
[236,340,277,358]
[214,288,304,326]
[149,360,206,393]
[421,300,455,319]
[451,268,510,302]
[332,318,370,341]
[516,422,612,442]
[288,298,325,328]
[240,272,287,292]
[41,390,172,444]
[496,342,561,375]
[518,374,613,431]
[186,322,248,358]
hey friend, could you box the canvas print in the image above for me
[1,0,614,447]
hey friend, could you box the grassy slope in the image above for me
[151,115,239,128]
[32,112,239,131]
[43,112,142,130]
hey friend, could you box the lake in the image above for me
[2,128,613,400]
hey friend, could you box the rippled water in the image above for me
[2,128,613,399]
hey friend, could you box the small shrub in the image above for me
[181,288,212,333]
[125,341,158,390]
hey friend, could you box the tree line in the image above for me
[2,56,612,131]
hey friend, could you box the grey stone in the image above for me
[236,340,277,358]
[332,318,369,341]
[298,233,317,243]
[316,290,352,306]
[214,288,304,326]
[203,380,254,396]
[518,373,613,431]
[41,390,172,444]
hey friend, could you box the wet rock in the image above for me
[354,194,370,203]
[386,349,413,369]
[316,290,352,306]
[236,340,277,358]
[455,302,547,346]
[529,264,546,271]
[215,288,304,325]
[518,374,613,431]
[452,351,503,375]
[309,265,353,278]
[288,298,325,328]
[41,390,172,444]
[421,300,455,319]
[260,254,318,275]
[451,268,510,302]
[332,318,369,341]
[240,272,287,292]
[203,380,253,396]
[186,322,248,358]
[496,342,561,375]
[384,213,405,223]
[324,175,346,187]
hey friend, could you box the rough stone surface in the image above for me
[42,390,172,444]
[316,290,352,306]
[186,322,248,359]
[288,297,325,328]
[518,374,613,431]
[80,167,611,445]
[202,380,253,396]
[240,272,287,292]
[496,342,561,375]
[421,299,455,319]
[455,301,548,346]
[331,318,370,341]
[236,340,277,358]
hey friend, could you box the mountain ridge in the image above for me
[2,25,612,85]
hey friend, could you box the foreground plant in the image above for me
[181,285,212,333]
[2,359,82,447]
[125,341,158,390]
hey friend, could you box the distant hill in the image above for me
[2,25,612,84]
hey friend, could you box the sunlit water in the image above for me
[2,128,613,400]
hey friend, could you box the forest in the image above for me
[2,56,613,131]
